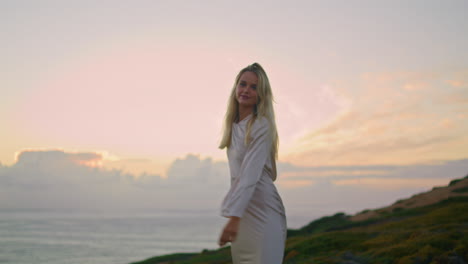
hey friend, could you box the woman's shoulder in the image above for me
[251,115,271,135]
[254,115,269,126]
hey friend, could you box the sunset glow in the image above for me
[1,0,467,209]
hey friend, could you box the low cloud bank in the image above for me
[1,150,466,226]
[0,150,228,211]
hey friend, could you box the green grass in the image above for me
[130,253,196,264]
[449,179,463,186]
[452,186,468,193]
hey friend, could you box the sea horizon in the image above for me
[0,207,322,264]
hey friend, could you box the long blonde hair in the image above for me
[219,62,279,160]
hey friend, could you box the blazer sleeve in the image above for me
[223,118,271,218]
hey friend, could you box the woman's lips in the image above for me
[240,95,249,100]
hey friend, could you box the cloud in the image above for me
[166,154,227,185]
[441,90,468,105]
[284,69,468,166]
[331,178,449,190]
[274,157,468,225]
[446,80,466,88]
[1,149,467,227]
[445,69,468,88]
[276,159,468,184]
[275,158,468,226]
[275,83,352,148]
[0,150,228,211]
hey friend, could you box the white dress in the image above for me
[221,114,287,264]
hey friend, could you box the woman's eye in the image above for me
[252,86,257,90]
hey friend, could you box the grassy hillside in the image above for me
[131,175,468,264]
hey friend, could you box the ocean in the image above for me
[0,208,228,264]
[0,208,313,264]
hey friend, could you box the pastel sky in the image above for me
[1,0,468,226]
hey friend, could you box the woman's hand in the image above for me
[218,216,241,247]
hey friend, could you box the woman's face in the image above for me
[236,71,258,109]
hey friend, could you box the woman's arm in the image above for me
[222,118,271,217]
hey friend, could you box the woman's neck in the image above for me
[238,106,254,122]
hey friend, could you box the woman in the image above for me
[218,62,287,264]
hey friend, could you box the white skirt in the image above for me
[230,177,287,264]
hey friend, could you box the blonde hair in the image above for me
[219,62,279,160]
